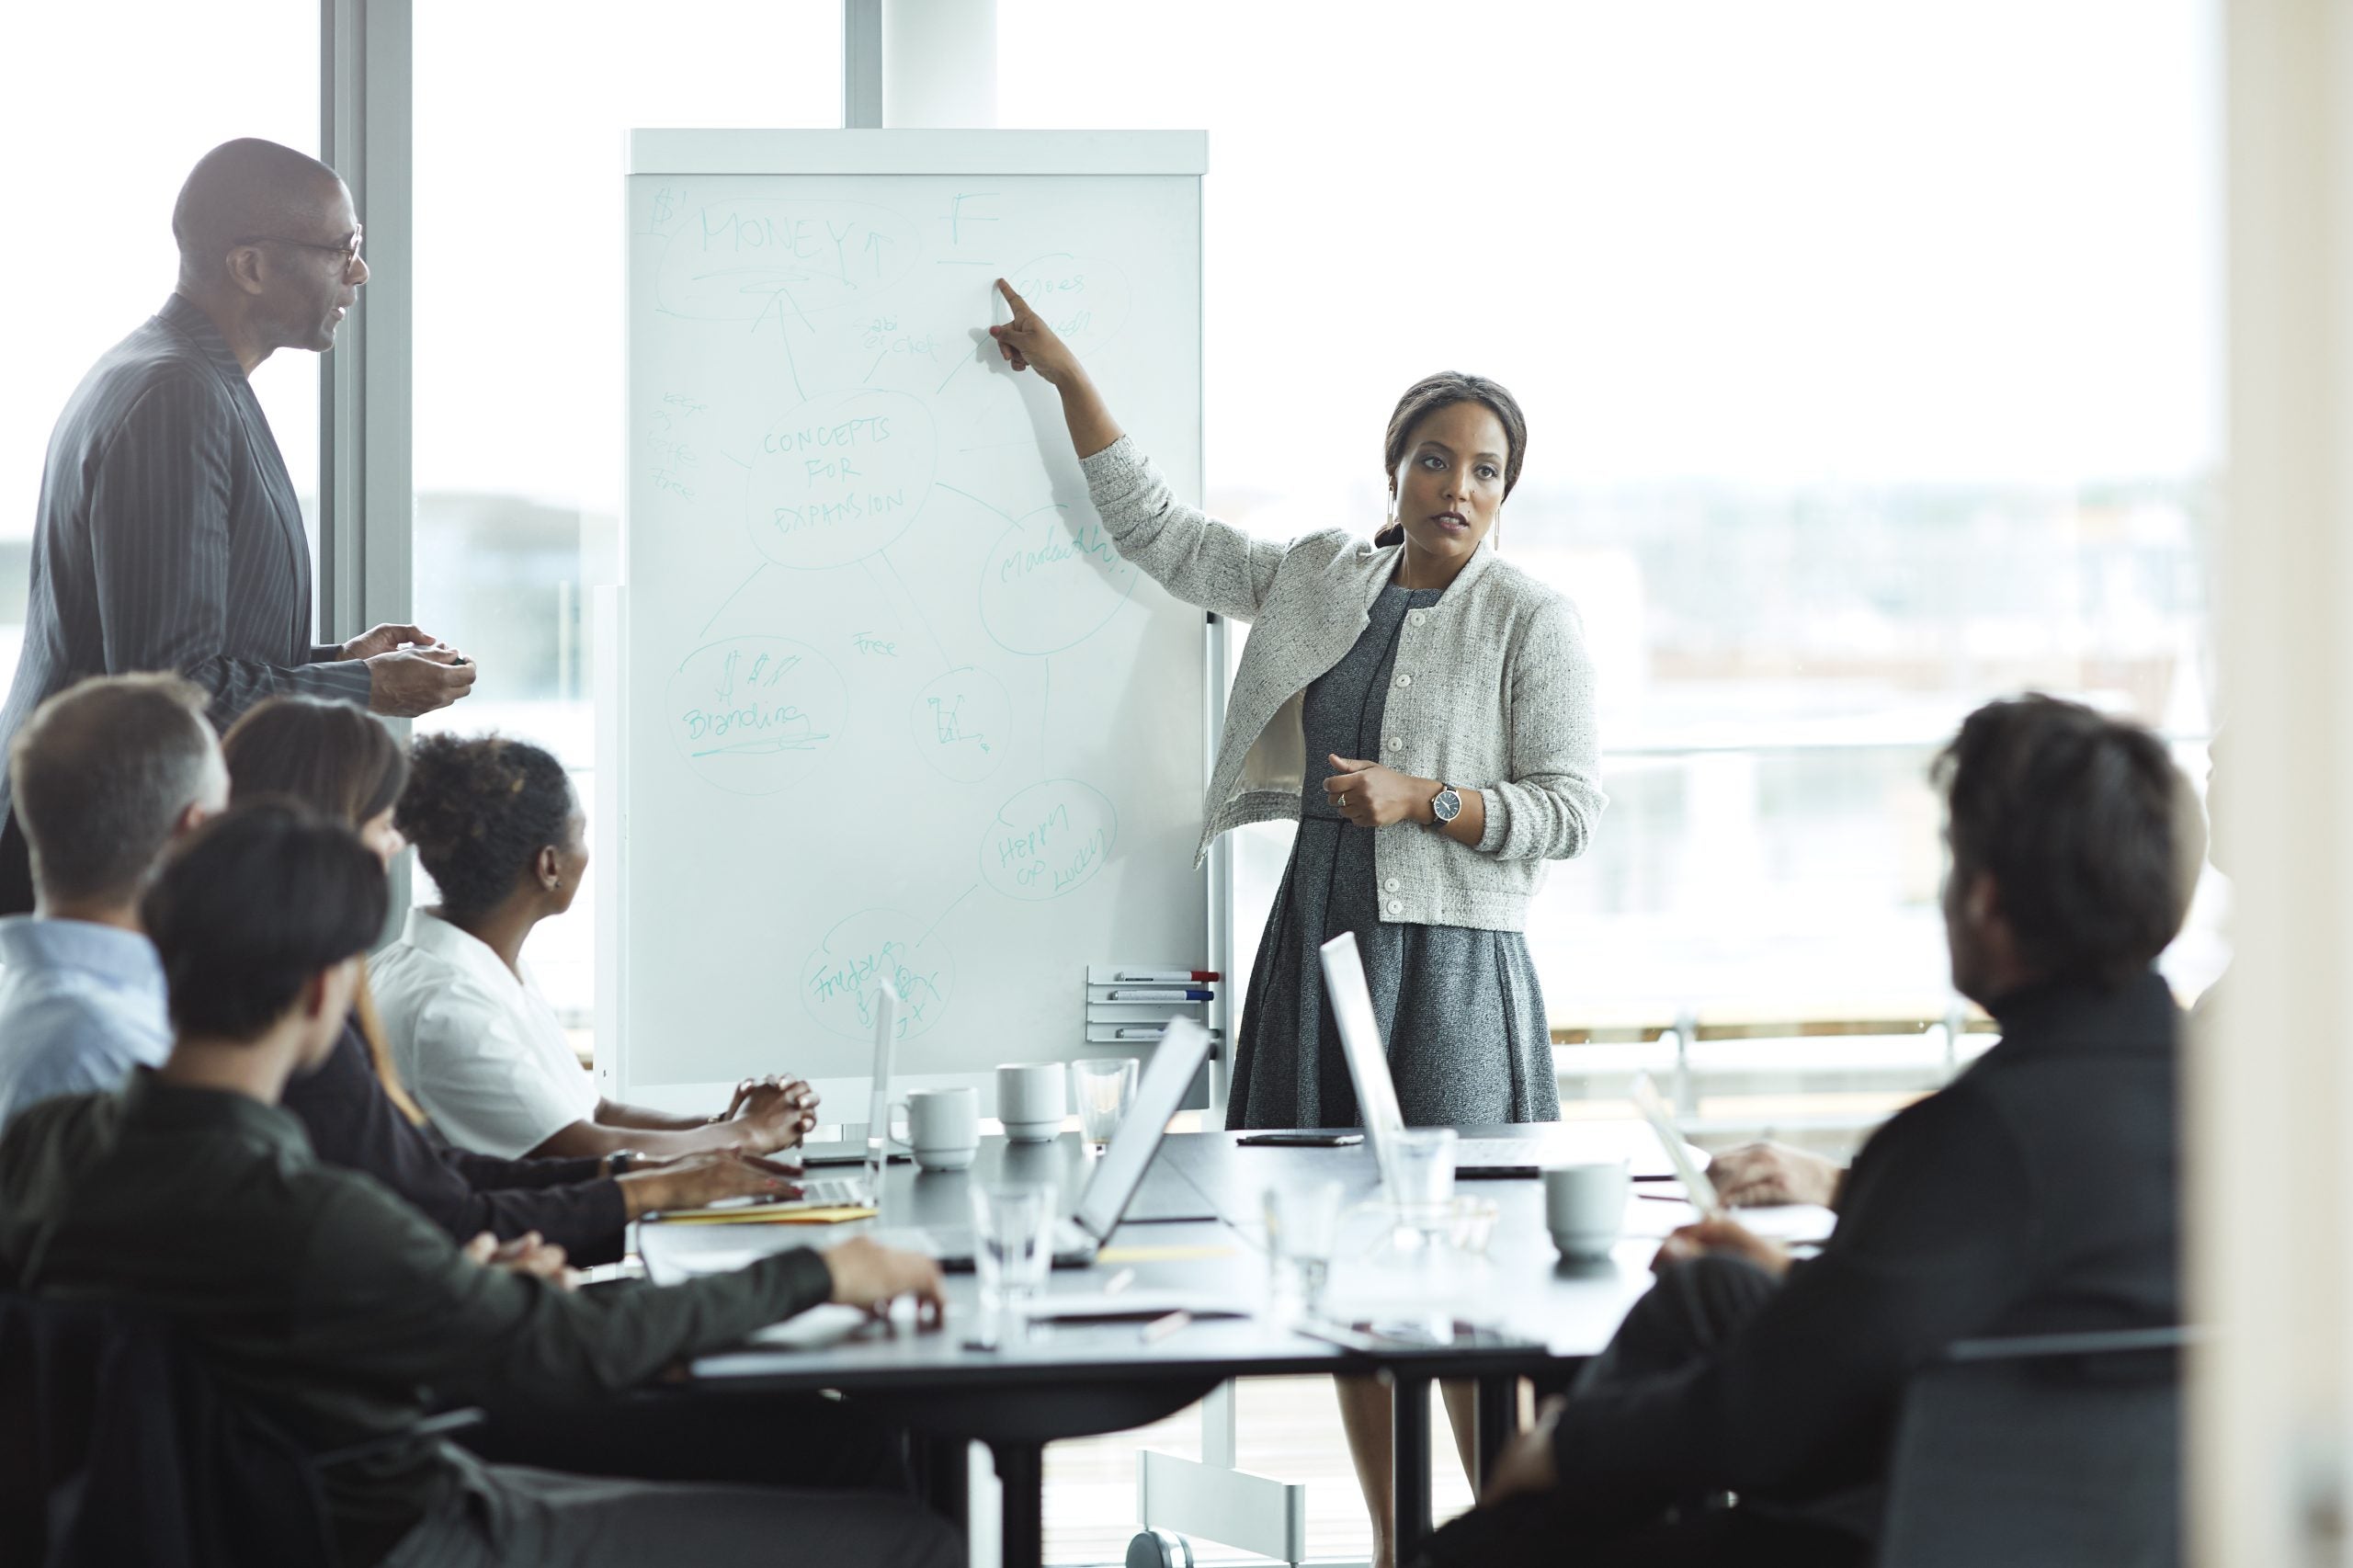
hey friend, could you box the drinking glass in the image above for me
[1263,1178,1346,1320]
[1386,1128,1459,1239]
[971,1180,1054,1324]
[1072,1058,1138,1150]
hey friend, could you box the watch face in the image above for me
[1433,788,1461,823]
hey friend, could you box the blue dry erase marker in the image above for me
[1107,988,1212,1003]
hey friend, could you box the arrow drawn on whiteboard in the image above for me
[918,881,979,948]
[881,551,954,672]
[698,562,769,639]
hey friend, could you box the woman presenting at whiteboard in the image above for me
[991,279,1603,1563]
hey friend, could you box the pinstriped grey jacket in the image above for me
[1082,436,1604,933]
[0,295,372,825]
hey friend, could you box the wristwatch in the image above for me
[1429,783,1462,824]
[608,1149,640,1177]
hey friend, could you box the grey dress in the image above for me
[1228,583,1561,1131]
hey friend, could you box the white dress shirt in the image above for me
[369,908,599,1158]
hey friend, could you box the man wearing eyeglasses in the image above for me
[0,137,478,914]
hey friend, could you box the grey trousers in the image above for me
[379,1449,963,1568]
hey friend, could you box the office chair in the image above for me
[1878,1325,2191,1568]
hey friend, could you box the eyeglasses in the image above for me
[235,229,364,271]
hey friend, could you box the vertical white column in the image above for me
[2200,0,2353,1559]
[882,0,998,128]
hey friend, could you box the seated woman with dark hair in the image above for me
[370,730,817,1163]
[222,698,800,1264]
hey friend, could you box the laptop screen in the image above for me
[861,983,899,1197]
[1071,1017,1214,1242]
[1319,931,1407,1198]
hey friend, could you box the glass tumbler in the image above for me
[1386,1128,1459,1238]
[971,1180,1055,1324]
[1262,1178,1347,1320]
[1072,1058,1139,1150]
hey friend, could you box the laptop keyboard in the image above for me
[794,1176,868,1207]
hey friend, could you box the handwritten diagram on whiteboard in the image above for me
[619,140,1208,1091]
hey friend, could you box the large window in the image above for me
[0,2,322,699]
[408,0,843,1018]
[999,0,2227,1085]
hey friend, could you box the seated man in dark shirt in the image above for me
[1424,694,2202,1568]
[0,804,960,1568]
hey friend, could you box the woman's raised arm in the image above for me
[989,278,1125,456]
[985,278,1290,624]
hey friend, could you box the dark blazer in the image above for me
[0,294,370,824]
[279,1025,630,1267]
[1548,969,2182,1524]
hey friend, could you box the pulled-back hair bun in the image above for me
[398,733,574,923]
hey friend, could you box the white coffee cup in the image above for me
[996,1062,1067,1143]
[1544,1159,1631,1260]
[892,1085,980,1172]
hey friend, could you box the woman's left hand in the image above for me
[1325,755,1427,828]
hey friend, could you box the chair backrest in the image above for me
[1878,1327,2190,1568]
[0,1291,336,1568]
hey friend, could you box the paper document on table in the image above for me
[746,1304,874,1349]
[650,1205,879,1225]
[1023,1291,1250,1323]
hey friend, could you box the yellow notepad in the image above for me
[650,1205,879,1225]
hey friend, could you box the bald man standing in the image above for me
[0,138,475,913]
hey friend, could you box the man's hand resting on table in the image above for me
[824,1236,947,1325]
[1708,1141,1845,1209]
[463,1230,579,1290]
[1653,1217,1792,1280]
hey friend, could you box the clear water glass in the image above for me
[1072,1058,1138,1149]
[1387,1128,1459,1237]
[971,1180,1055,1323]
[1263,1178,1346,1320]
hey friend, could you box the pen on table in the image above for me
[1104,1267,1135,1297]
[1116,970,1222,983]
[1108,988,1213,1003]
[1140,1310,1192,1344]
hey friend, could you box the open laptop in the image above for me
[1319,930,1557,1181]
[794,981,907,1171]
[926,1017,1216,1271]
[731,983,899,1210]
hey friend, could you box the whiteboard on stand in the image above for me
[604,130,1212,1112]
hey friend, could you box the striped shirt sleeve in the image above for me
[85,373,372,716]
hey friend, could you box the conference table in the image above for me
[635,1122,1805,1567]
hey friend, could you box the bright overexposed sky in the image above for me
[0,0,2221,540]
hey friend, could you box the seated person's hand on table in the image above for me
[1479,1394,1564,1506]
[1654,1217,1792,1280]
[463,1230,579,1290]
[824,1237,947,1326]
[617,1151,804,1219]
[720,1076,821,1153]
[1708,1141,1844,1209]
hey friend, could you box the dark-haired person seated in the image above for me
[371,732,820,1162]
[0,676,228,1128]
[1420,695,2200,1568]
[0,804,961,1568]
[210,696,801,1265]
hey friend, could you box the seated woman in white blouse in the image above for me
[372,733,818,1163]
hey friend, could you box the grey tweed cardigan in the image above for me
[1082,437,1605,933]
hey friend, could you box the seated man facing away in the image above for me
[0,804,960,1568]
[1427,695,2200,1568]
[0,675,226,1128]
